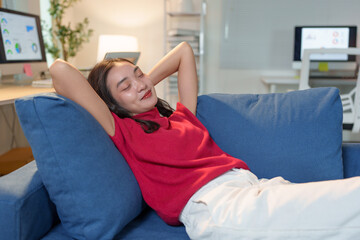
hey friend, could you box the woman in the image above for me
[50,42,360,239]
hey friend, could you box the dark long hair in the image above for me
[87,58,174,133]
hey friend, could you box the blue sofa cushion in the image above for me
[15,93,144,240]
[196,87,343,183]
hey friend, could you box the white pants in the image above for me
[179,169,360,240]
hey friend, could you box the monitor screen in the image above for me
[0,8,47,77]
[293,26,357,62]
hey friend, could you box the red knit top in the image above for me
[110,102,249,225]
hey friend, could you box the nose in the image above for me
[135,78,147,92]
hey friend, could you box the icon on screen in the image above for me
[32,43,38,53]
[1,18,7,24]
[15,43,21,53]
[26,25,34,32]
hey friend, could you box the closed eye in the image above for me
[122,84,131,91]
[116,77,127,89]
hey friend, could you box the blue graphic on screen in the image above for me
[0,11,42,61]
[15,43,21,53]
[32,43,38,53]
[26,25,34,32]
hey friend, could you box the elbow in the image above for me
[180,41,192,51]
[49,59,69,94]
[49,59,67,74]
[180,41,195,58]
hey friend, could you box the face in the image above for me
[106,62,158,115]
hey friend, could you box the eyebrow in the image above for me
[116,66,140,89]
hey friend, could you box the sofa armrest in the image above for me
[0,161,58,240]
[342,143,360,178]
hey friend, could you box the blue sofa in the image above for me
[0,87,359,239]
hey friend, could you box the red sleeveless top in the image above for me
[110,102,249,225]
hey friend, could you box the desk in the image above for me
[261,77,300,93]
[262,76,357,93]
[0,85,55,105]
[0,85,54,175]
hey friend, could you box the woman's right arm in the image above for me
[50,59,115,136]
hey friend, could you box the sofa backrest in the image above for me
[196,87,344,183]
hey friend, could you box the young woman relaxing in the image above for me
[50,42,360,239]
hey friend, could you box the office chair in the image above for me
[299,48,360,133]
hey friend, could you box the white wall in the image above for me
[65,0,278,95]
[69,0,164,69]
[64,0,166,97]
[61,0,289,95]
[204,1,300,94]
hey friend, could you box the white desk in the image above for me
[0,84,54,106]
[262,76,357,93]
[261,77,300,93]
[0,84,54,174]
[0,84,54,160]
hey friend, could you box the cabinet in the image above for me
[163,0,206,107]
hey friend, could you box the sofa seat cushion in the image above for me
[196,87,343,183]
[116,208,189,239]
[42,209,188,240]
[16,93,145,240]
[41,224,73,240]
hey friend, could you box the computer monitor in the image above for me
[0,8,48,79]
[292,26,357,72]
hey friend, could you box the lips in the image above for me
[141,90,152,100]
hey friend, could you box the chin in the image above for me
[150,97,158,108]
[151,90,158,104]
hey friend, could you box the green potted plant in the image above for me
[44,0,93,61]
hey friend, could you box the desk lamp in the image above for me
[96,35,140,64]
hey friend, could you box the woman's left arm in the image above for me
[148,42,198,115]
